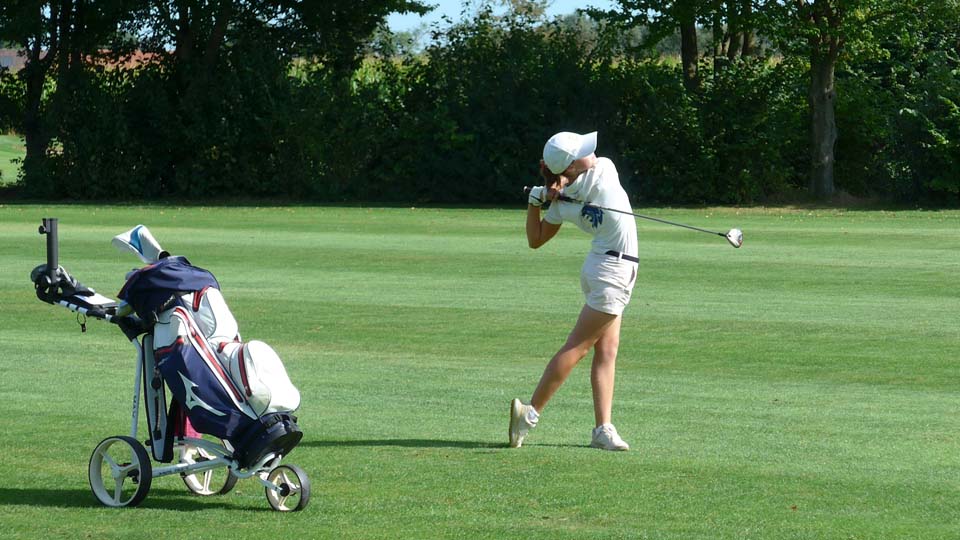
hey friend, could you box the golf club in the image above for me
[523,186,743,248]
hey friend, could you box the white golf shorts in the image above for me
[580,252,638,316]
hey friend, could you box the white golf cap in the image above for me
[543,131,598,174]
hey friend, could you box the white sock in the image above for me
[525,406,540,425]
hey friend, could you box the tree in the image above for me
[136,1,431,72]
[593,1,704,92]
[129,1,431,190]
[0,0,431,195]
[497,0,549,19]
[593,1,758,93]
[761,0,939,200]
[0,1,136,194]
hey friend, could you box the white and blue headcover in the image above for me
[112,224,169,263]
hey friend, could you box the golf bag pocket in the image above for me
[153,306,258,441]
[218,341,301,417]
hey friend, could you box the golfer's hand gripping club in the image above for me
[523,185,573,204]
[527,186,549,207]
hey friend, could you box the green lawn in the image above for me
[0,205,957,539]
[0,134,24,185]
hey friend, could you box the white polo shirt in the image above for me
[543,157,638,258]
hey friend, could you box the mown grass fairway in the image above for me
[0,205,957,539]
[0,134,24,185]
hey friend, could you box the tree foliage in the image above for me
[761,0,960,202]
[0,0,957,205]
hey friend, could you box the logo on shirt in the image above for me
[581,205,603,229]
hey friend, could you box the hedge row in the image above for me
[3,14,957,205]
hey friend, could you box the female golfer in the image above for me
[509,131,637,451]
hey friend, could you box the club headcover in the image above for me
[112,224,169,263]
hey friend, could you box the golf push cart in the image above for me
[30,218,310,511]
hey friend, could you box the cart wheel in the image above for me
[264,464,310,512]
[88,436,152,508]
[177,441,238,496]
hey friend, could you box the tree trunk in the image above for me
[679,18,699,92]
[808,50,838,199]
[740,0,754,57]
[20,1,58,195]
[800,0,844,200]
[726,32,741,60]
[22,56,49,190]
[712,0,723,72]
[725,0,740,60]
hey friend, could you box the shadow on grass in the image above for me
[0,488,95,508]
[0,487,261,512]
[302,438,505,449]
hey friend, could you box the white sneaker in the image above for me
[509,399,538,448]
[591,424,630,451]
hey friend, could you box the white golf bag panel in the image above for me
[180,287,240,347]
[218,341,301,416]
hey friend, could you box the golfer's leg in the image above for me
[591,315,622,427]
[531,305,618,412]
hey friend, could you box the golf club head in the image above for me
[112,224,169,263]
[725,228,743,248]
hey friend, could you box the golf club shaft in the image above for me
[525,187,725,237]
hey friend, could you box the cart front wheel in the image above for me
[88,436,152,508]
[264,464,310,511]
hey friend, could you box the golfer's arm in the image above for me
[526,206,560,249]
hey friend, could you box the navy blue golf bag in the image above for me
[119,256,303,469]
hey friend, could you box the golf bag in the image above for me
[119,256,302,468]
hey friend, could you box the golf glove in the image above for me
[528,186,549,207]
